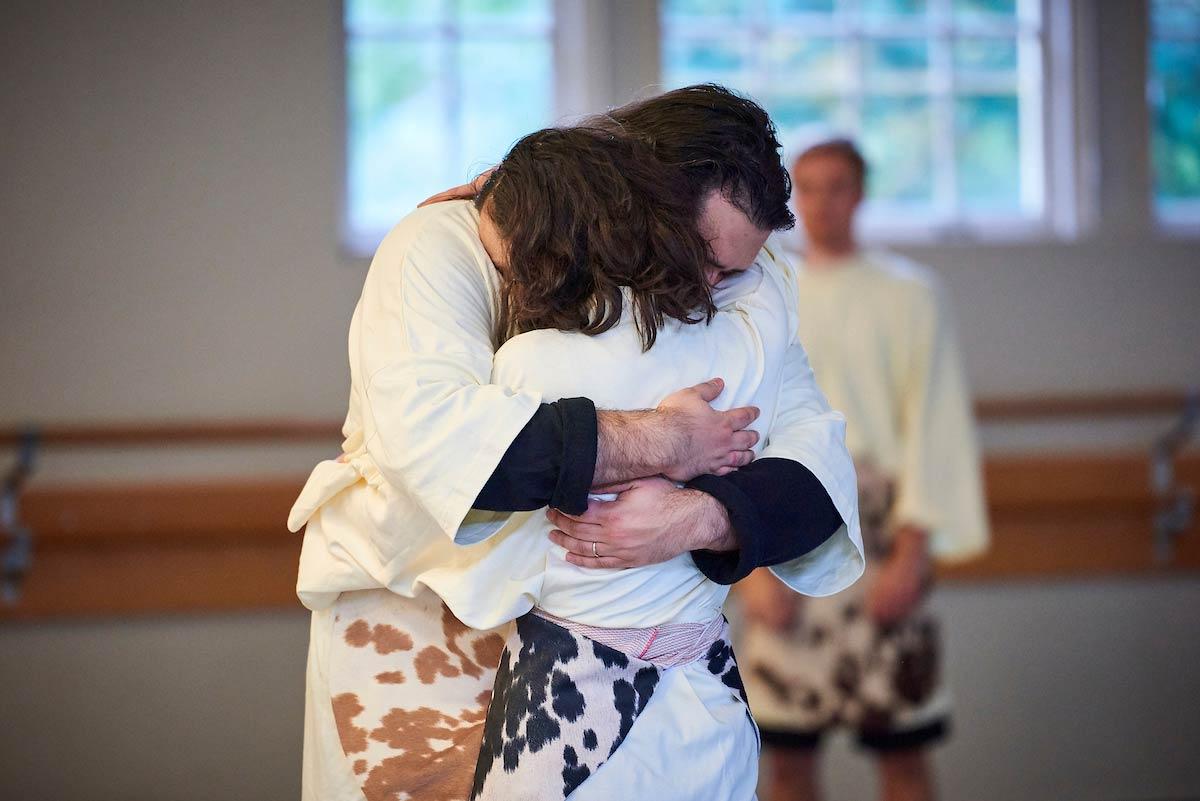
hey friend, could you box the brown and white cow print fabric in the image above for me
[320,591,753,800]
[326,588,510,801]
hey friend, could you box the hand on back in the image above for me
[656,377,759,481]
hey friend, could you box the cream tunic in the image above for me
[794,251,988,560]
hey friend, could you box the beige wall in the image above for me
[0,1,1198,799]
[0,611,309,801]
[1,0,1195,431]
[1,0,354,426]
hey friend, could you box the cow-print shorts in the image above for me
[737,566,950,753]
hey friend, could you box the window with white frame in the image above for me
[1148,0,1200,228]
[343,0,555,253]
[661,0,1053,238]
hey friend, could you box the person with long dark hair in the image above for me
[465,127,856,798]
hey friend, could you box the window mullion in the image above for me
[931,0,957,228]
[1016,0,1046,221]
[845,0,864,136]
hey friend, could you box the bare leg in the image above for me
[765,746,821,801]
[877,747,934,801]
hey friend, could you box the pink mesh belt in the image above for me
[531,609,727,669]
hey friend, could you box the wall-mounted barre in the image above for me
[0,389,1196,611]
[0,389,1195,448]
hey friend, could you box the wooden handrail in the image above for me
[975,389,1195,421]
[0,420,342,448]
[0,389,1194,449]
[11,454,1174,548]
[1,451,1196,619]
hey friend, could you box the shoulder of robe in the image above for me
[861,250,946,310]
[760,236,803,335]
[365,201,492,295]
[762,236,801,284]
[383,199,480,242]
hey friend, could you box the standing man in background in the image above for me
[737,138,989,801]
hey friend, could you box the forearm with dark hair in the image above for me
[593,408,682,487]
[474,400,716,513]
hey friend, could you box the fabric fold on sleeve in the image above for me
[551,397,598,514]
[757,341,865,597]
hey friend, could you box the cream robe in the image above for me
[794,251,988,559]
[291,200,865,801]
[289,201,864,606]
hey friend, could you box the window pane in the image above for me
[954,37,1018,72]
[953,0,1017,22]
[663,37,753,91]
[861,96,934,204]
[767,36,849,91]
[460,37,554,171]
[658,0,1047,232]
[1151,0,1200,35]
[864,38,930,91]
[347,40,447,234]
[346,0,441,28]
[767,96,840,128]
[765,96,846,148]
[861,0,928,19]
[954,37,1019,93]
[460,0,551,24]
[955,94,1021,210]
[343,3,556,248]
[767,0,835,18]
[1149,1,1200,217]
[663,0,749,22]
[1150,39,1200,205]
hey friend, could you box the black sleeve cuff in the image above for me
[549,396,597,515]
[472,398,597,513]
[686,457,844,585]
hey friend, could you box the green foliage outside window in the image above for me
[344,0,553,248]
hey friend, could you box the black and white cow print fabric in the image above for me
[469,613,665,800]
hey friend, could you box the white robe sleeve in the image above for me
[351,218,543,543]
[759,339,866,596]
[894,280,990,561]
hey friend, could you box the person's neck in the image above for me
[803,235,859,270]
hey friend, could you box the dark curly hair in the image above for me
[476,127,716,351]
[596,83,795,232]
